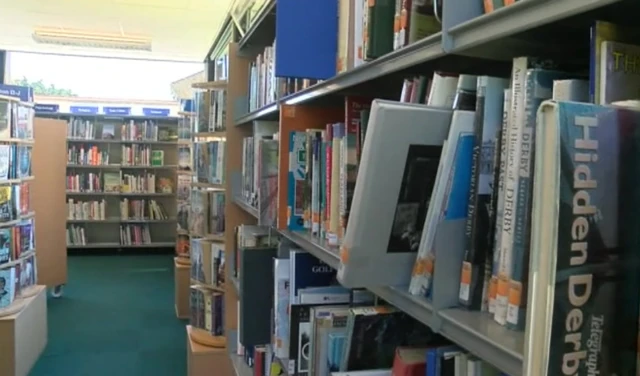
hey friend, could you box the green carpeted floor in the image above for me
[30,254,187,376]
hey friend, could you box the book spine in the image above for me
[494,57,528,325]
[312,133,321,236]
[461,77,509,309]
[459,76,485,308]
[507,70,565,329]
[328,124,344,245]
[488,88,510,314]
[304,132,314,230]
[287,132,306,230]
[325,124,333,238]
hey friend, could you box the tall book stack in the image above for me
[0,95,38,316]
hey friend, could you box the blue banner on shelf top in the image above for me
[0,84,34,102]
[142,107,170,117]
[70,105,99,114]
[34,104,60,113]
[103,106,131,115]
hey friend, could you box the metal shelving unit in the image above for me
[204,0,637,375]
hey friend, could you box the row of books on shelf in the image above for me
[190,237,225,288]
[190,285,224,337]
[177,189,225,236]
[0,253,37,310]
[0,97,34,140]
[0,218,35,265]
[65,172,174,194]
[120,198,168,221]
[0,184,31,223]
[248,43,320,112]
[121,146,165,166]
[0,144,32,181]
[66,145,168,166]
[194,89,227,133]
[66,198,170,221]
[194,140,225,185]
[67,118,177,142]
[120,224,152,245]
[244,51,639,331]
[230,226,508,376]
[66,224,163,246]
[241,0,442,111]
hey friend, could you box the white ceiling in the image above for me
[0,0,233,62]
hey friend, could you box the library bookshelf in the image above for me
[36,111,180,250]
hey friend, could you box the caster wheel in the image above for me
[51,285,64,298]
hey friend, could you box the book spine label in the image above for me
[495,58,528,325]
[488,88,510,313]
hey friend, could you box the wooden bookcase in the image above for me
[224,42,255,334]
[32,118,67,289]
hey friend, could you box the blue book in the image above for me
[426,345,461,376]
[328,333,347,372]
[289,250,336,304]
[288,131,307,231]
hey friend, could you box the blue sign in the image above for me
[103,106,131,116]
[70,106,99,115]
[34,104,60,113]
[0,84,33,102]
[142,107,170,117]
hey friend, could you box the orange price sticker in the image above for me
[508,281,522,306]
[424,258,435,275]
[496,274,509,297]
[412,258,424,276]
[400,10,408,29]
[488,276,498,300]
[460,262,472,285]
[340,246,349,264]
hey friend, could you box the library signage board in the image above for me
[70,106,99,115]
[33,104,59,113]
[143,108,171,117]
[33,103,177,118]
[0,84,34,102]
[103,106,132,116]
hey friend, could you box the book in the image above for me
[599,41,640,105]
[459,76,509,310]
[525,100,640,375]
[338,100,452,288]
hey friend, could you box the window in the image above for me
[7,52,202,101]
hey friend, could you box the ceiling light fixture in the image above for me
[32,27,152,52]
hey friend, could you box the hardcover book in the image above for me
[338,100,452,288]
[525,100,640,376]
